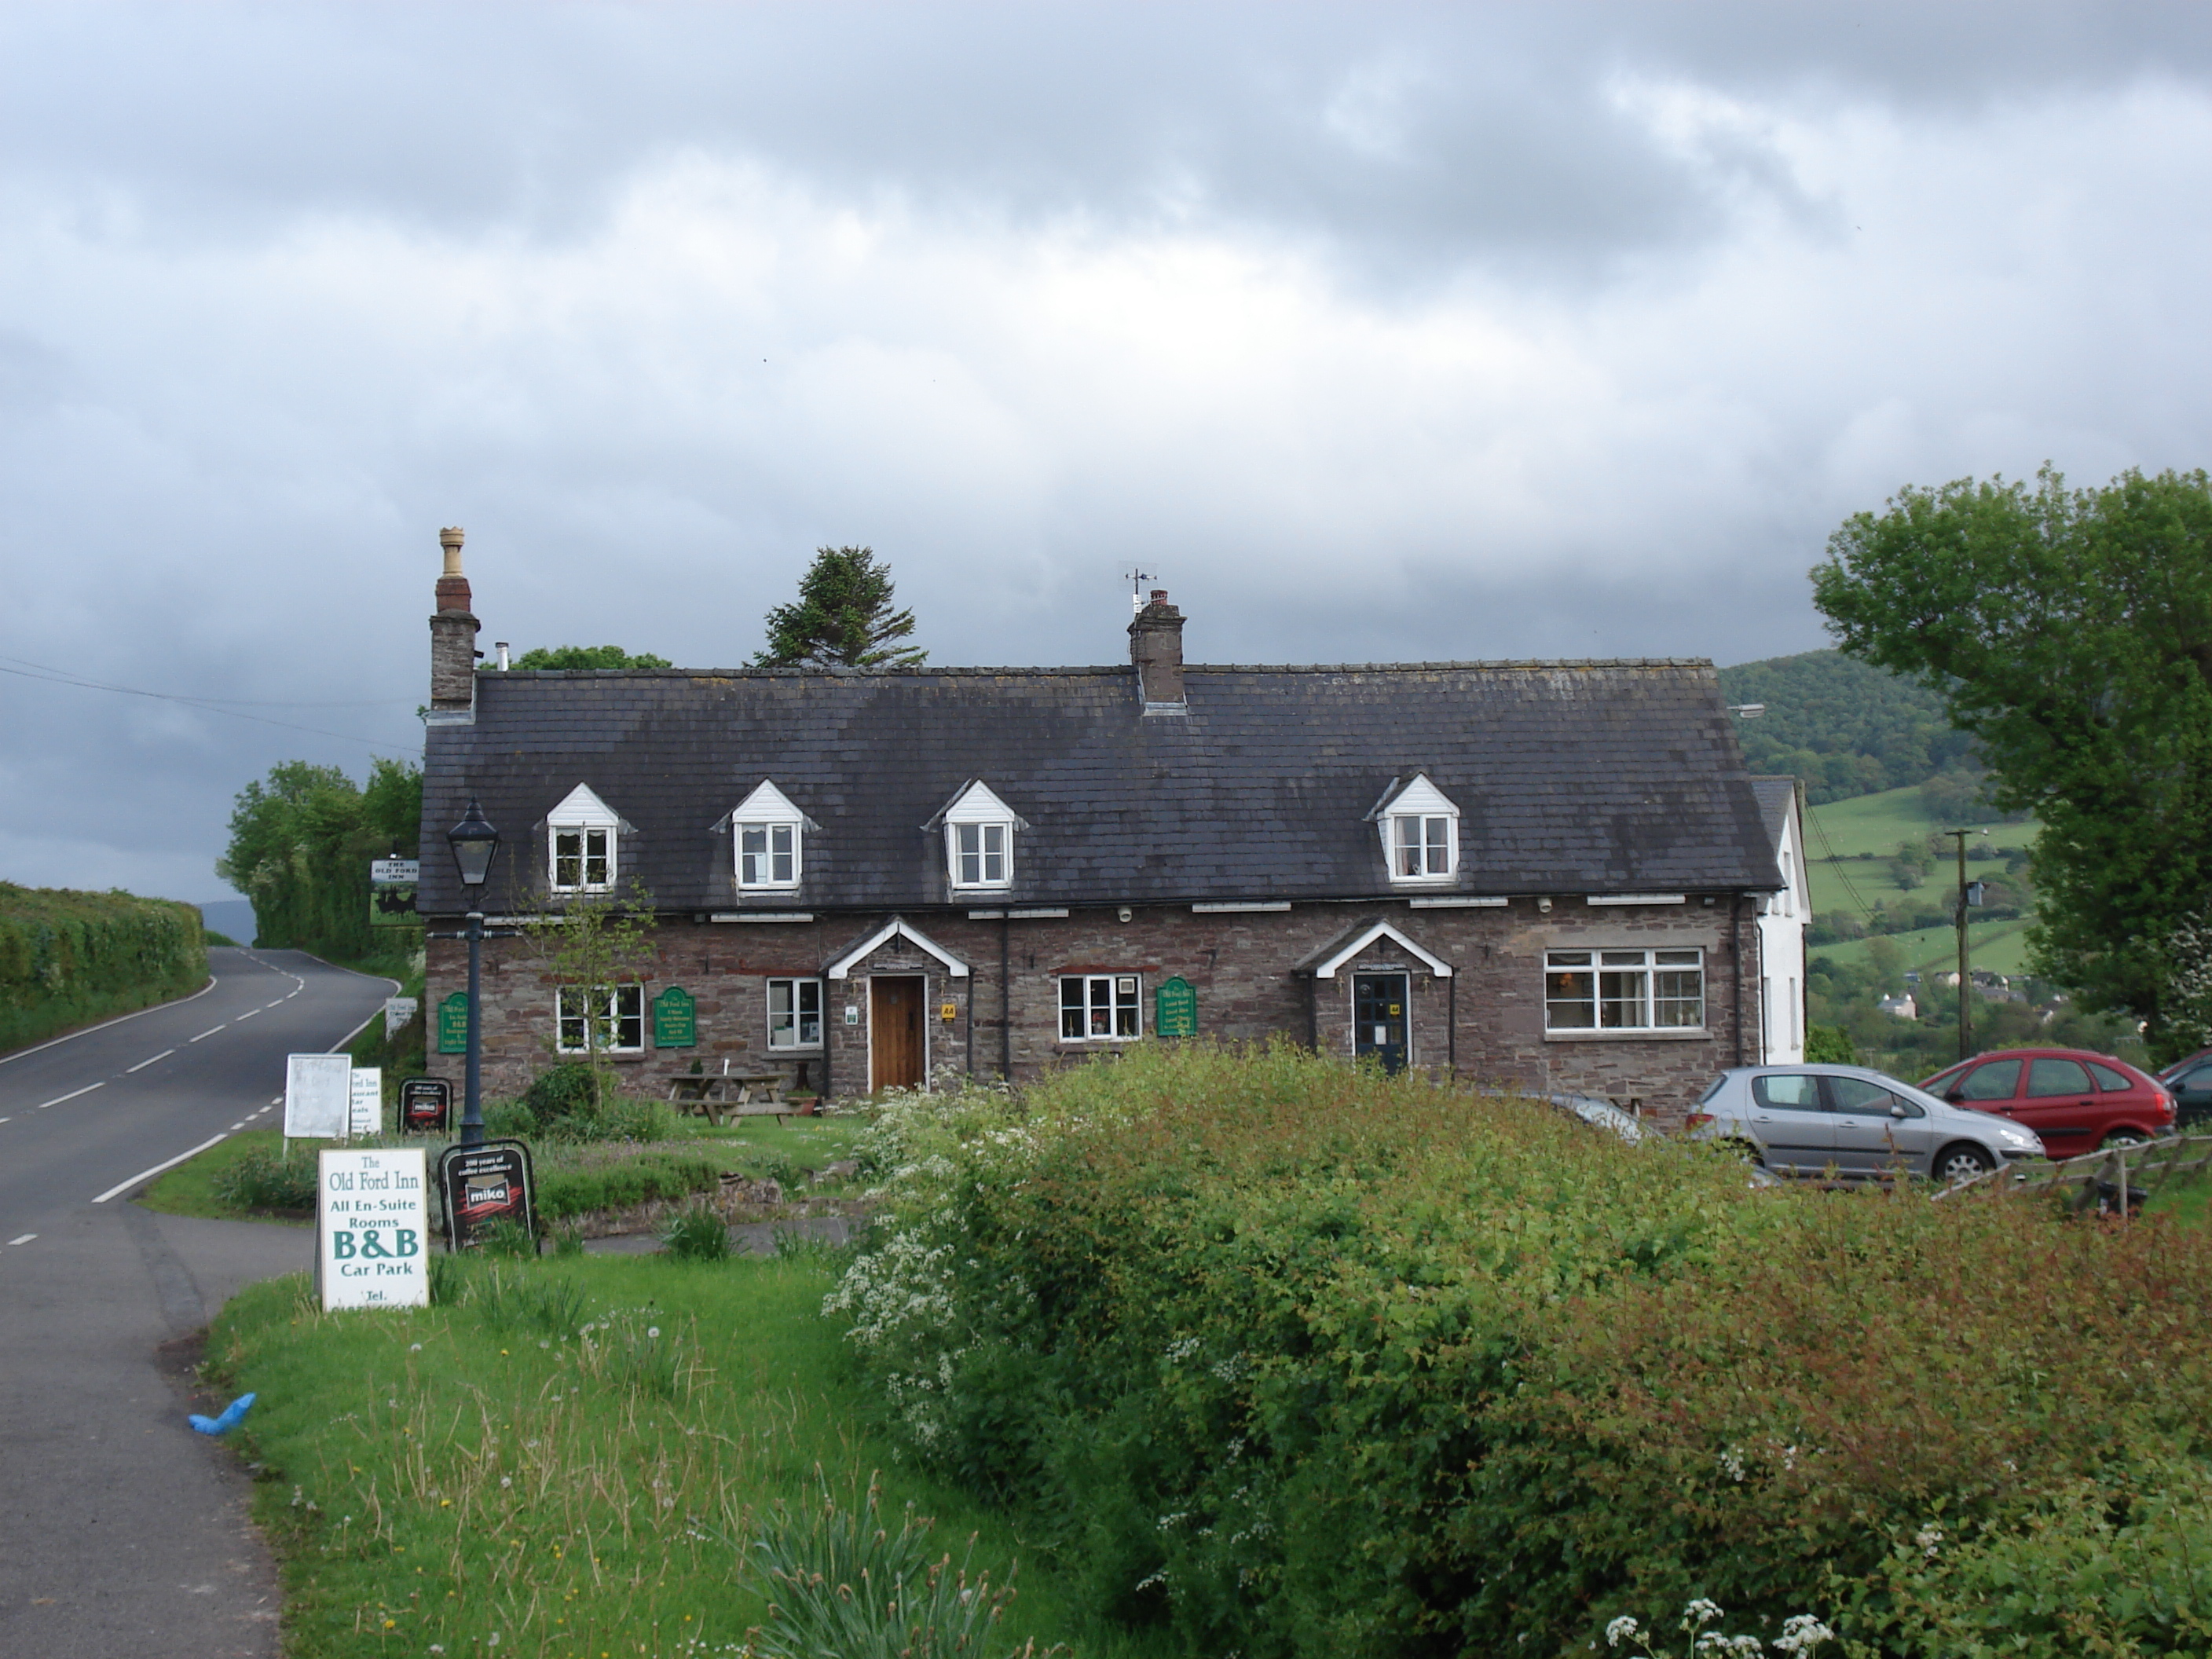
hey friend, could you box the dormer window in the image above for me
[1370,774,1460,886]
[547,783,621,892]
[936,780,1023,892]
[731,780,808,892]
[954,822,1007,887]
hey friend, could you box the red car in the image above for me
[1921,1049,2174,1158]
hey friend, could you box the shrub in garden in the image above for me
[211,1145,319,1212]
[660,1202,731,1262]
[825,1040,2212,1658]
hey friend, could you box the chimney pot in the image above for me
[429,526,481,714]
[1151,588,1167,603]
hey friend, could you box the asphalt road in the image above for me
[0,947,396,1658]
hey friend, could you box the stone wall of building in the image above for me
[423,895,1761,1129]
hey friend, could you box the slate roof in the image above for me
[417,660,1785,916]
[1748,776,1799,851]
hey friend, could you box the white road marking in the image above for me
[91,1133,229,1204]
[265,1000,284,1009]
[6,1234,35,1247]
[235,1009,258,1020]
[228,1122,246,1131]
[0,1117,9,1124]
[189,1026,225,1042]
[0,974,216,1068]
[35,1082,104,1109]
[124,1049,176,1074]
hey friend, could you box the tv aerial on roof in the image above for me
[1126,568,1156,613]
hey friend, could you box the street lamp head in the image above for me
[447,799,500,888]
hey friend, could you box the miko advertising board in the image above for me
[437,1141,537,1251]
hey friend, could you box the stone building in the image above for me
[418,532,1793,1125]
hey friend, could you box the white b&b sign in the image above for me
[317,1148,430,1310]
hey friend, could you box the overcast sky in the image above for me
[4,2,2210,905]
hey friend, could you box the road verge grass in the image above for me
[210,1251,1146,1658]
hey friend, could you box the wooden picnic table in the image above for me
[665,1068,789,1126]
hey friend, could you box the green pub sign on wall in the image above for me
[653,987,697,1049]
[1155,975,1198,1038]
[436,993,470,1055]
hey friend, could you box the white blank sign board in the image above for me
[284,1053,352,1139]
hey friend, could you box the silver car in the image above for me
[1687,1064,2044,1184]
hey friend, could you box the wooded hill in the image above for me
[1716,648,1974,804]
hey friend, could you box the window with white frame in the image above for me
[1392,815,1454,878]
[1061,974,1141,1041]
[767,978,822,1049]
[939,780,1019,892]
[1544,949,1705,1031]
[739,823,800,888]
[555,984,645,1053]
[952,822,1009,888]
[552,826,613,891]
[731,779,807,891]
[1373,774,1459,884]
[548,782,621,892]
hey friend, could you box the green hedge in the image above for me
[533,1152,726,1221]
[826,1042,2212,1657]
[0,883,207,1054]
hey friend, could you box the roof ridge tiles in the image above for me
[491,657,1716,679]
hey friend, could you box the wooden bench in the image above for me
[665,1069,789,1126]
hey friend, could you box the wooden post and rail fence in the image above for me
[1934,1132,2212,1214]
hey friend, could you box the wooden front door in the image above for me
[870,976,926,1092]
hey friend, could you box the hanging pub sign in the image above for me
[368,859,420,928]
[1155,976,1198,1038]
[437,1140,537,1251]
[315,1147,430,1310]
[400,1077,451,1134]
[653,986,697,1048]
[437,992,470,1054]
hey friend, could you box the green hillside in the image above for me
[1799,782,2038,966]
[1719,648,1975,804]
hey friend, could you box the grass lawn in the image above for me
[141,1129,306,1221]
[210,1251,1156,1659]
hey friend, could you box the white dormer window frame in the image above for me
[938,780,1021,892]
[731,779,808,892]
[548,783,621,893]
[1371,774,1461,886]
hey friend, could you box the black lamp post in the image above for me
[446,799,500,1147]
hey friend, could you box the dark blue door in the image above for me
[1353,973,1408,1074]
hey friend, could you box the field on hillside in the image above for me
[1801,785,2038,961]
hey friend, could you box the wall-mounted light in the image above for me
[1537,896,1553,914]
[1117,906,1133,923]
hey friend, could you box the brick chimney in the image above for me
[428,526,480,714]
[1128,588,1185,709]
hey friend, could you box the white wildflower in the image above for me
[1606,1615,1643,1647]
[1915,1524,1943,1558]
[1773,1613,1835,1655]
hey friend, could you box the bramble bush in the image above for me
[825,1041,2212,1657]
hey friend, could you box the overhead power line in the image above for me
[0,653,419,756]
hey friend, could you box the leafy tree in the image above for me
[520,880,657,1109]
[217,758,423,956]
[753,546,925,668]
[509,644,672,670]
[1812,465,2212,1057]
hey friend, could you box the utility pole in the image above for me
[1943,827,1989,1062]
